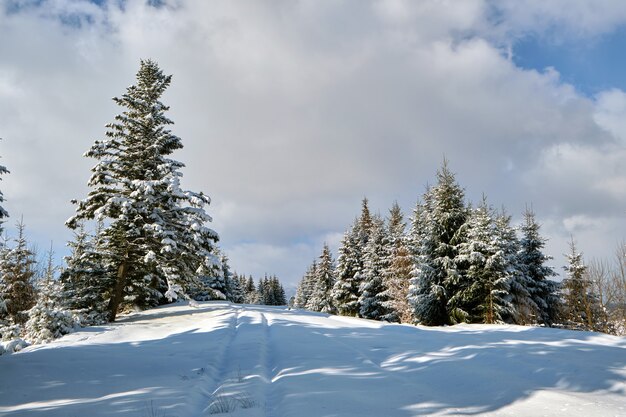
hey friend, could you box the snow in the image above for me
[0,302,625,417]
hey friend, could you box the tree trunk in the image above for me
[107,259,128,322]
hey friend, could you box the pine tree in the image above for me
[332,200,372,316]
[359,216,391,320]
[0,219,37,325]
[307,244,336,313]
[295,261,317,309]
[518,208,560,326]
[454,198,512,323]
[562,238,605,331]
[0,149,8,231]
[494,210,533,324]
[66,60,219,321]
[25,246,75,344]
[243,276,259,304]
[410,161,468,325]
[227,272,245,304]
[331,223,362,316]
[60,222,111,324]
[381,202,412,323]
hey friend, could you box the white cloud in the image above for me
[0,0,625,285]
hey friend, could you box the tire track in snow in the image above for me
[183,307,275,416]
[182,306,241,416]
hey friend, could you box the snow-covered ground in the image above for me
[1,302,625,417]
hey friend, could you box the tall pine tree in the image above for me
[67,60,219,321]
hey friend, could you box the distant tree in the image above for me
[66,60,219,321]
[0,219,37,325]
[307,244,336,313]
[228,272,245,304]
[0,147,8,231]
[295,261,317,309]
[518,208,560,326]
[561,238,605,331]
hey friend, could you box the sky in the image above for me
[0,0,625,288]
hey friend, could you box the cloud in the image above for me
[0,0,625,284]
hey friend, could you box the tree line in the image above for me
[0,60,285,352]
[295,162,625,334]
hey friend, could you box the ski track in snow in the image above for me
[0,302,625,417]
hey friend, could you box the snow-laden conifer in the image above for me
[60,223,110,324]
[331,223,362,316]
[409,161,468,326]
[381,202,412,323]
[295,261,317,309]
[66,60,219,321]
[494,210,534,324]
[518,208,560,326]
[454,198,512,323]
[562,239,605,331]
[0,149,8,231]
[307,244,336,313]
[25,249,75,344]
[0,219,36,325]
[359,216,391,320]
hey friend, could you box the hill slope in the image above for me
[0,302,625,417]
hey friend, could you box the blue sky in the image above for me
[514,26,626,96]
[0,1,625,285]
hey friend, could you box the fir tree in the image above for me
[0,149,8,231]
[494,210,533,324]
[454,198,512,323]
[228,272,245,304]
[381,202,412,323]
[359,216,391,320]
[332,199,372,316]
[307,244,336,313]
[410,161,468,325]
[66,60,219,321]
[295,261,317,309]
[60,222,110,324]
[25,246,75,344]
[0,219,37,325]
[518,208,560,326]
[562,238,605,331]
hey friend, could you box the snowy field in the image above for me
[1,302,625,417]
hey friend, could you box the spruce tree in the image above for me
[332,199,372,316]
[60,223,111,324]
[359,216,391,320]
[381,202,412,323]
[0,219,36,325]
[454,198,512,323]
[0,150,8,230]
[495,210,533,324]
[307,244,336,313]
[410,161,468,325]
[562,238,605,331]
[331,223,362,316]
[295,261,317,309]
[66,60,219,321]
[25,247,75,344]
[518,208,560,326]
